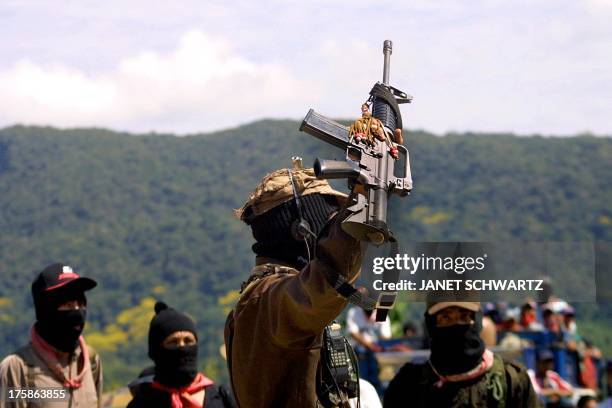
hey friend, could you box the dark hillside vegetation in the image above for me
[0,122,610,388]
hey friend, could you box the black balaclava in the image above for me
[249,193,339,269]
[425,310,485,376]
[148,301,199,389]
[34,290,87,353]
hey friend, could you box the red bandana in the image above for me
[30,326,90,389]
[151,372,214,408]
[429,349,495,388]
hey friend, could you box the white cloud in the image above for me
[0,30,310,133]
[0,1,610,136]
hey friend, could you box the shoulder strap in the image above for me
[16,345,100,391]
[14,346,37,388]
[87,345,100,385]
[485,355,507,408]
[240,264,296,294]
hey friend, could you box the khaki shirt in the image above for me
[225,218,362,408]
[0,342,102,408]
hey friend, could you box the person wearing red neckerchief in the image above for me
[127,301,236,408]
[384,301,540,408]
[0,263,102,408]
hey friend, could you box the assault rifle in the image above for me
[300,40,412,245]
[299,40,413,321]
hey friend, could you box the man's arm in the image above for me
[379,318,392,340]
[350,332,381,352]
[347,308,380,351]
[258,214,363,348]
[0,355,27,408]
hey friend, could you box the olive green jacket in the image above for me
[384,354,541,408]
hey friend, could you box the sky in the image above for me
[1,0,610,136]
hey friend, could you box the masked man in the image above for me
[127,302,236,408]
[225,162,364,407]
[384,301,539,408]
[0,263,102,408]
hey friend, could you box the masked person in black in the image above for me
[384,301,540,408]
[0,263,103,408]
[127,301,236,408]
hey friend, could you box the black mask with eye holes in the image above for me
[34,292,87,353]
[36,309,87,353]
[153,344,199,389]
[425,310,485,376]
[249,193,339,268]
[148,302,199,388]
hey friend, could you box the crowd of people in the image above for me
[0,162,609,408]
[488,299,605,407]
[345,295,611,408]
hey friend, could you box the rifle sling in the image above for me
[325,236,400,322]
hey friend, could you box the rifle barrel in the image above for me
[383,40,392,85]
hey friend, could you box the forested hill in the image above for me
[0,122,610,388]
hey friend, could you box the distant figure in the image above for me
[346,291,392,393]
[560,306,579,341]
[527,349,573,408]
[607,359,612,397]
[0,263,102,408]
[480,315,497,347]
[520,301,545,331]
[402,321,419,338]
[127,301,236,408]
[542,306,565,343]
[498,308,531,350]
[576,395,598,408]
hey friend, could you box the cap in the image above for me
[426,301,481,315]
[31,263,97,296]
[503,307,520,322]
[235,165,347,222]
[561,305,576,316]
